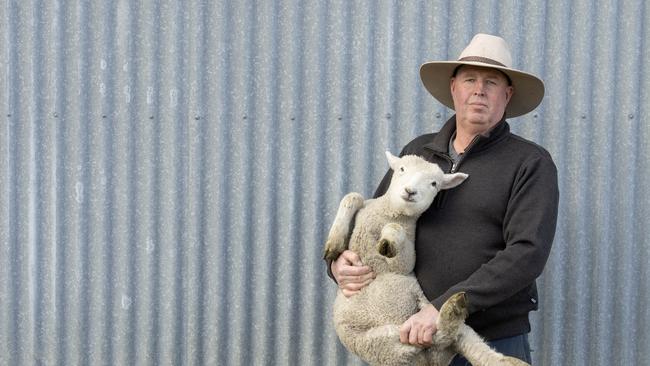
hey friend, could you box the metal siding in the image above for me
[2,1,649,365]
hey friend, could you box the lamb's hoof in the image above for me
[323,234,347,260]
[377,238,396,258]
[436,293,468,347]
[440,292,468,321]
[323,242,343,261]
[438,292,469,337]
[342,192,365,209]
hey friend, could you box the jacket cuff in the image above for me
[325,258,338,284]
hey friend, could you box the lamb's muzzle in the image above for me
[402,187,417,202]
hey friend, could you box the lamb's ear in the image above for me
[441,172,468,190]
[385,151,400,170]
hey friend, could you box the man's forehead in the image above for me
[455,65,508,79]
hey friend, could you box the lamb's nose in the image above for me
[404,188,416,197]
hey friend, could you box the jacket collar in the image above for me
[423,115,510,155]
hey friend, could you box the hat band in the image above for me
[458,56,507,68]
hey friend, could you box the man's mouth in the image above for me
[469,102,487,108]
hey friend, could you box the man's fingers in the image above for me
[420,327,434,346]
[405,322,434,346]
[342,276,374,290]
[398,306,439,346]
[333,250,375,296]
[399,322,411,344]
[340,266,372,277]
[333,251,370,277]
[340,271,374,285]
[339,250,362,266]
[408,323,420,345]
[341,288,359,297]
[337,264,374,289]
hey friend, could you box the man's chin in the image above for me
[464,117,501,133]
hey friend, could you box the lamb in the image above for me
[323,152,529,366]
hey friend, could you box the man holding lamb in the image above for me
[327,34,559,364]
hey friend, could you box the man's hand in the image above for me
[399,303,439,347]
[331,250,375,297]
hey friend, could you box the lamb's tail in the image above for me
[453,325,530,366]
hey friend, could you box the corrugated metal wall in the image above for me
[2,1,648,365]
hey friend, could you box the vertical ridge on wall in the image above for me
[208,0,229,364]
[222,1,255,365]
[586,2,614,365]
[131,2,158,363]
[84,2,106,364]
[635,4,650,364]
[5,4,25,366]
[0,5,8,362]
[609,2,639,364]
[185,0,208,364]
[531,1,570,362]
[157,1,188,363]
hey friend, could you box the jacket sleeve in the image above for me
[432,153,559,313]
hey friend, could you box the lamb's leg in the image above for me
[433,292,469,348]
[323,193,364,261]
[433,293,530,365]
[377,223,407,259]
[453,325,531,366]
[339,324,425,366]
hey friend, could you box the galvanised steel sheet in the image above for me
[2,1,648,365]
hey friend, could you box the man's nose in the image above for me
[473,81,486,95]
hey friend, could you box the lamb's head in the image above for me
[384,151,468,217]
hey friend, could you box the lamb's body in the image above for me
[324,152,529,366]
[328,194,460,366]
[334,273,434,365]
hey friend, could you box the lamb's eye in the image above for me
[431,181,437,187]
[399,167,405,172]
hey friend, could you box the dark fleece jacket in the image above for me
[374,116,559,340]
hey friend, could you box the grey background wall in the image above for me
[1,1,648,365]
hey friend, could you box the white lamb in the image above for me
[324,152,529,366]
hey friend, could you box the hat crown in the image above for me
[458,33,512,68]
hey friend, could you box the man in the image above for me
[328,34,559,364]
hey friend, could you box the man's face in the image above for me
[450,65,513,131]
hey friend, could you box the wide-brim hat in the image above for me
[420,33,545,118]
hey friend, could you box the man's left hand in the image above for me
[399,303,439,347]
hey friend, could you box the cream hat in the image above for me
[419,33,545,118]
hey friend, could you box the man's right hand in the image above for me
[331,250,375,297]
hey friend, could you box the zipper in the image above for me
[450,134,481,173]
[431,134,482,208]
[430,151,455,173]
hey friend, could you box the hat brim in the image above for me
[420,61,545,118]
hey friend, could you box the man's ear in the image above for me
[505,85,514,104]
